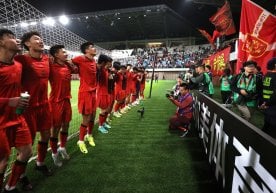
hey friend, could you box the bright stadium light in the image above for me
[59,15,69,25]
[20,22,29,27]
[30,21,37,26]
[42,17,55,26]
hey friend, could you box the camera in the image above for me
[166,91,174,98]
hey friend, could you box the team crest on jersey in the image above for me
[242,34,268,58]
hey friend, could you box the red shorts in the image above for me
[0,118,32,158]
[78,90,97,115]
[130,87,136,94]
[50,99,72,127]
[24,103,52,141]
[115,90,126,101]
[97,94,110,110]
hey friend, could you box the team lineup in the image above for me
[0,29,147,193]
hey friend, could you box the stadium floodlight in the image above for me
[20,22,29,27]
[30,21,37,26]
[42,17,55,26]
[59,15,69,25]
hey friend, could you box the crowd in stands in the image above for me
[132,45,212,69]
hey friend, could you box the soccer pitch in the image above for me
[7,80,218,193]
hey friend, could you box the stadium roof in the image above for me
[23,0,275,43]
[62,4,197,43]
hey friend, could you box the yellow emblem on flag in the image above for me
[242,34,268,58]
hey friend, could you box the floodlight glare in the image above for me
[42,17,55,26]
[59,15,69,25]
[30,21,37,25]
[20,22,29,27]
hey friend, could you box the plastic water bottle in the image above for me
[16,91,30,115]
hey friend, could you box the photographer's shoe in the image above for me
[180,130,189,138]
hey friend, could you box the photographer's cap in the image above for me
[195,63,204,68]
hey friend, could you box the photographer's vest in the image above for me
[220,75,232,91]
[204,73,214,95]
[262,72,275,102]
[233,73,256,107]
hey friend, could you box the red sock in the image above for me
[141,92,144,98]
[7,160,27,188]
[37,141,48,163]
[50,137,58,154]
[99,114,105,126]
[121,103,125,109]
[79,124,87,141]
[131,95,136,103]
[114,103,120,112]
[59,131,68,148]
[0,173,4,190]
[103,113,108,123]
[87,121,94,135]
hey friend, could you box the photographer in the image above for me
[167,83,193,137]
[190,64,214,98]
[260,57,276,138]
[231,61,262,121]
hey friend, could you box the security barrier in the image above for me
[193,91,276,193]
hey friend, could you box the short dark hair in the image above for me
[267,57,276,70]
[49,45,65,57]
[179,83,189,90]
[98,54,112,64]
[120,65,127,69]
[223,68,231,76]
[80,41,94,54]
[242,60,257,68]
[205,65,211,70]
[21,31,41,50]
[132,67,138,72]
[0,29,15,39]
[113,61,121,70]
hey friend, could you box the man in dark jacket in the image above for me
[260,58,276,138]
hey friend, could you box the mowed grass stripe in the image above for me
[25,80,218,193]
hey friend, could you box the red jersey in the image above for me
[0,61,24,129]
[115,72,127,92]
[97,67,109,95]
[72,56,97,92]
[15,54,49,107]
[49,63,72,102]
[131,72,138,90]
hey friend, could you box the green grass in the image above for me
[22,80,218,193]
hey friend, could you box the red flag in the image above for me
[198,29,215,48]
[204,47,231,76]
[237,0,276,74]
[209,1,236,36]
[212,30,221,42]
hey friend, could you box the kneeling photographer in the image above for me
[167,83,193,137]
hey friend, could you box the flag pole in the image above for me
[148,53,156,98]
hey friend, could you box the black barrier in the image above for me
[192,91,276,193]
